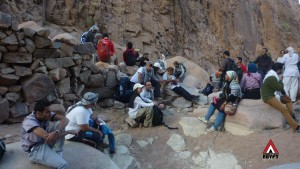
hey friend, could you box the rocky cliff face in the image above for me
[1,0,300,71]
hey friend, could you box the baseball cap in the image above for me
[153,62,162,69]
[133,83,144,91]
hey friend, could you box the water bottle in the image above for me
[120,85,124,95]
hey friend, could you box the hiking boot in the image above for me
[99,142,109,148]
[126,117,138,128]
[207,126,216,132]
[199,116,208,124]
[109,150,116,154]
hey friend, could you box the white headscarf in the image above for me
[286,47,294,57]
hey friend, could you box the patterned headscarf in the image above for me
[226,71,237,80]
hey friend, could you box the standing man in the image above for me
[254,48,273,80]
[219,50,235,88]
[261,63,300,133]
[21,99,76,169]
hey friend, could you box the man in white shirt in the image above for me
[130,62,162,99]
[65,92,113,152]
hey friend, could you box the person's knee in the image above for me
[58,160,68,169]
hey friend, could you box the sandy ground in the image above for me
[1,104,300,169]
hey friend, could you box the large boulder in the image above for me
[52,33,78,46]
[224,99,285,136]
[0,34,18,45]
[21,73,56,103]
[179,117,207,137]
[166,56,210,88]
[0,141,120,169]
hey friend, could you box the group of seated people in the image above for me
[202,48,300,134]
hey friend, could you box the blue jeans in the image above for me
[89,118,115,153]
[98,125,115,153]
[204,104,226,129]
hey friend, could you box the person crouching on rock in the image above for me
[261,62,300,132]
[126,83,154,128]
[199,71,242,132]
[20,99,77,169]
[65,92,115,153]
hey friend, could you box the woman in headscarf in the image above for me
[280,47,299,103]
[240,63,262,99]
[199,71,242,132]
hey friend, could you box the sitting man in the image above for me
[65,92,115,154]
[261,62,300,133]
[140,81,165,110]
[21,99,76,169]
[130,61,162,99]
[123,42,138,66]
[173,61,186,82]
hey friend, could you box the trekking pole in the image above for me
[204,124,221,168]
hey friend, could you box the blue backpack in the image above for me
[114,77,133,103]
[80,31,88,43]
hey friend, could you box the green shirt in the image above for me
[261,76,283,102]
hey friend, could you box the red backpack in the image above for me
[97,38,111,62]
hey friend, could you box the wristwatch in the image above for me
[55,130,60,135]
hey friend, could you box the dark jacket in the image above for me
[213,81,241,112]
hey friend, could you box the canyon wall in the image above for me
[1,0,300,71]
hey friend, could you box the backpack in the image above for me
[114,77,133,103]
[0,139,5,160]
[80,31,88,43]
[125,50,137,66]
[202,83,214,96]
[97,38,111,62]
[152,105,163,126]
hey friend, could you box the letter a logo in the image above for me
[263,139,279,159]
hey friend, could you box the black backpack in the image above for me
[0,139,5,160]
[114,77,133,103]
[202,83,214,96]
[152,105,163,126]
